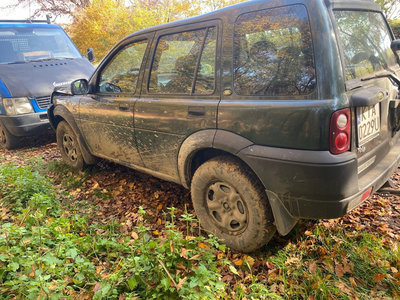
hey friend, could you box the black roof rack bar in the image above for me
[0,15,52,24]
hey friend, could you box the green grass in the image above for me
[0,159,399,299]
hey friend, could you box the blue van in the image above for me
[0,19,94,149]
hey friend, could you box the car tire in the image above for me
[191,156,276,252]
[0,120,20,150]
[56,121,85,169]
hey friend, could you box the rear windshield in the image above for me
[0,26,81,64]
[334,10,397,81]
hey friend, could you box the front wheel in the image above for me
[56,121,85,169]
[191,156,276,252]
[0,120,20,150]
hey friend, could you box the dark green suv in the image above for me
[49,0,400,252]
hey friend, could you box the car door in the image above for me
[79,35,152,166]
[134,22,221,180]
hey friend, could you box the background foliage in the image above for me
[6,0,400,63]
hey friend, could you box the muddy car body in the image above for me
[0,20,94,149]
[49,0,400,252]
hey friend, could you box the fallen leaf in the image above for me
[309,261,317,274]
[336,281,352,294]
[198,242,209,249]
[349,277,357,288]
[176,277,187,290]
[233,259,243,266]
[243,255,255,267]
[335,263,345,278]
[93,282,101,293]
[131,231,138,239]
[372,273,386,283]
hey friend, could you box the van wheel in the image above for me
[56,121,85,169]
[0,120,20,150]
[191,156,276,252]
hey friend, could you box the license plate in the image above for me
[357,103,380,146]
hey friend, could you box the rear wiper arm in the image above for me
[361,72,400,87]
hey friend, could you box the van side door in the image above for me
[79,35,152,166]
[135,22,221,181]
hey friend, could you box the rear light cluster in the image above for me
[329,108,351,154]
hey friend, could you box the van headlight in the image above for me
[3,97,34,115]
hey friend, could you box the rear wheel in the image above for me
[0,120,20,149]
[191,156,276,252]
[56,121,85,169]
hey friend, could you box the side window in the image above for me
[196,27,217,94]
[149,26,217,94]
[98,40,148,94]
[233,5,316,96]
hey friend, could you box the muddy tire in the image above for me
[0,120,20,150]
[191,156,276,252]
[56,121,85,169]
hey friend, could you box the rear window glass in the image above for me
[233,5,316,96]
[334,10,397,81]
[149,27,217,95]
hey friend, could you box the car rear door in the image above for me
[134,21,221,180]
[333,9,400,181]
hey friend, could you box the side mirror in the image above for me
[71,79,89,95]
[87,48,95,62]
[391,40,400,53]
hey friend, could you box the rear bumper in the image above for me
[0,113,52,137]
[239,134,400,219]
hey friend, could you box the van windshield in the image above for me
[334,10,397,81]
[0,26,82,64]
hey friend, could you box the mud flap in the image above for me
[266,190,298,236]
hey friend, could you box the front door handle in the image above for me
[188,106,205,117]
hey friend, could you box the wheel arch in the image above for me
[178,129,253,188]
[50,105,96,165]
[178,129,298,236]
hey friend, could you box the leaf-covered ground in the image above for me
[1,140,400,299]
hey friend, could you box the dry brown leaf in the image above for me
[309,261,317,274]
[349,277,357,288]
[285,257,300,266]
[336,281,352,294]
[93,282,101,293]
[335,263,345,278]
[233,259,243,266]
[198,242,208,249]
[372,273,386,283]
[176,277,187,291]
[243,255,255,267]
[130,231,139,239]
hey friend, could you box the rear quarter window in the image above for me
[233,5,316,97]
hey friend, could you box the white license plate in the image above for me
[357,103,380,146]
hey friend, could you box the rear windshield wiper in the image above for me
[361,72,400,87]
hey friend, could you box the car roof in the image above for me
[124,0,381,39]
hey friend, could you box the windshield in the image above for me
[334,10,397,81]
[0,26,82,64]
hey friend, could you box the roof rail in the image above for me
[0,15,52,24]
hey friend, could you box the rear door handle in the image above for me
[188,106,205,117]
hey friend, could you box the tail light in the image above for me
[329,108,351,154]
